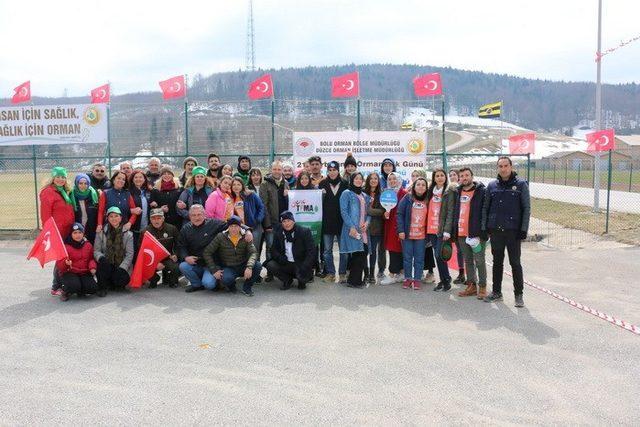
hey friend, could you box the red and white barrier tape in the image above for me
[491,263,640,336]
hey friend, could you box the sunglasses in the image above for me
[94,169,106,173]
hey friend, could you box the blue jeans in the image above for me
[428,234,451,283]
[323,234,347,275]
[220,262,262,292]
[179,262,216,289]
[401,238,426,280]
[368,235,383,276]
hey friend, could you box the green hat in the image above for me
[440,240,452,261]
[191,166,207,177]
[106,206,122,216]
[51,166,68,178]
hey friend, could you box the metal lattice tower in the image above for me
[245,0,256,71]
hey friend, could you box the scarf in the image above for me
[160,179,176,191]
[413,190,427,201]
[283,228,295,243]
[106,225,125,266]
[349,174,363,195]
[54,185,74,207]
[326,174,342,186]
[356,193,368,245]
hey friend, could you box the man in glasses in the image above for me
[89,163,111,192]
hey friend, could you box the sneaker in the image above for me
[242,289,254,297]
[453,273,466,284]
[423,273,436,284]
[324,274,336,283]
[402,279,411,289]
[380,275,396,286]
[412,280,421,290]
[280,280,292,291]
[185,285,204,293]
[51,288,62,296]
[339,274,348,285]
[515,294,525,307]
[483,292,503,302]
[442,282,451,292]
[433,282,444,291]
[60,291,70,302]
[265,274,274,283]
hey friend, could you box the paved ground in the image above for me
[477,177,640,214]
[1,240,639,425]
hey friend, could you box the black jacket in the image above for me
[483,173,531,233]
[318,177,348,235]
[177,218,226,266]
[151,186,182,229]
[269,224,316,281]
[451,181,487,239]
[89,173,111,191]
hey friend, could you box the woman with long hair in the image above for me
[295,171,314,190]
[247,167,263,192]
[217,163,234,179]
[128,169,152,252]
[363,172,385,285]
[150,167,182,229]
[71,173,99,244]
[205,175,234,220]
[339,172,370,289]
[93,207,135,297]
[96,170,137,234]
[396,177,429,290]
[177,166,214,225]
[427,168,456,291]
[448,168,465,284]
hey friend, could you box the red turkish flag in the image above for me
[586,128,615,152]
[508,133,536,154]
[413,73,443,96]
[447,242,459,271]
[331,71,359,98]
[91,83,110,104]
[11,81,31,104]
[129,231,171,288]
[159,75,186,100]
[248,74,274,100]
[27,218,68,268]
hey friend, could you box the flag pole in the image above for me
[184,74,189,157]
[594,0,603,212]
[441,94,447,171]
[106,80,112,174]
[270,97,275,163]
[29,96,40,229]
[605,148,612,233]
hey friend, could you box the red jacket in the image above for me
[383,187,407,253]
[39,185,75,238]
[55,240,97,275]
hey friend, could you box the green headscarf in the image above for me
[50,167,74,207]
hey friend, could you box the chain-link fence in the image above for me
[0,99,633,246]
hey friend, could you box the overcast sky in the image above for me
[1,0,638,97]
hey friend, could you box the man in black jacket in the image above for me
[88,162,111,192]
[482,156,531,307]
[265,211,316,290]
[144,208,180,288]
[449,167,488,299]
[318,161,348,283]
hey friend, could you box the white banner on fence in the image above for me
[292,131,427,180]
[0,104,108,146]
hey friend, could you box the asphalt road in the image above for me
[1,241,638,425]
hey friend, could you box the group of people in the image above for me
[39,152,530,307]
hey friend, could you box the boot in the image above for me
[453,272,466,284]
[458,281,477,297]
[477,285,488,300]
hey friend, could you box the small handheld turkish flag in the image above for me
[413,73,442,97]
[27,218,68,268]
[129,231,171,288]
[331,72,359,98]
[91,83,110,104]
[248,74,274,100]
[586,128,615,152]
[11,81,31,104]
[508,133,536,155]
[159,75,186,100]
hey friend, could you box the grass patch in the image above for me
[531,197,640,246]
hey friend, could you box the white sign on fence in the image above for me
[0,104,108,146]
[292,131,427,180]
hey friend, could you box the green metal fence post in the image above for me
[553,164,556,184]
[605,149,612,233]
[356,98,361,131]
[184,101,189,156]
[270,99,275,163]
[526,154,531,182]
[564,164,568,185]
[629,163,633,192]
[32,145,40,229]
[441,96,447,170]
[577,163,581,187]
